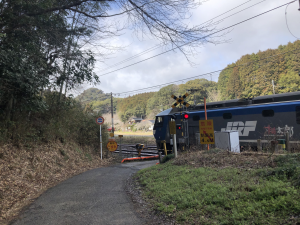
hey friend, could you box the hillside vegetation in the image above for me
[82,40,300,121]
[218,40,300,99]
[83,78,218,121]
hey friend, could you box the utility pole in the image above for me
[111,92,114,136]
[298,0,300,11]
[272,80,275,95]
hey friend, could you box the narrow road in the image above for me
[12,160,158,225]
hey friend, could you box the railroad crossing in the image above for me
[171,93,190,108]
[113,144,159,157]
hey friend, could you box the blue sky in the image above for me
[74,0,300,97]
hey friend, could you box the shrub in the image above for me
[0,92,109,151]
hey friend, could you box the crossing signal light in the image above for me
[183,113,189,119]
[176,125,181,130]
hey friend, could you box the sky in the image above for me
[74,0,300,97]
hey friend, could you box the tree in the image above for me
[0,0,228,126]
[117,92,154,119]
[178,79,217,105]
[0,5,69,120]
[146,84,179,115]
[0,0,222,62]
[0,1,110,120]
[218,63,235,100]
[207,90,221,102]
[134,105,144,118]
[217,40,300,100]
[0,0,223,117]
[226,66,241,99]
[56,2,117,99]
[278,71,300,93]
[120,111,131,124]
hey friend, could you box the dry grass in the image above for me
[115,131,153,136]
[173,148,280,169]
[117,136,156,146]
[0,142,115,225]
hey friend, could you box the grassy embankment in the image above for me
[136,150,300,224]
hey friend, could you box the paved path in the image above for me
[12,161,158,225]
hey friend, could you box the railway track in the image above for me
[113,144,159,157]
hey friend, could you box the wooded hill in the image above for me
[218,40,300,99]
[84,78,218,121]
[82,40,300,120]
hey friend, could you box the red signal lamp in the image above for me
[176,125,181,130]
[183,113,189,119]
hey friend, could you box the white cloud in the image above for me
[79,0,300,97]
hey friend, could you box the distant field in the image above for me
[115,131,153,136]
[114,135,156,145]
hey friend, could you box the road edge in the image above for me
[125,173,176,225]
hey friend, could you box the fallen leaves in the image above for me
[172,148,279,169]
[0,142,114,225]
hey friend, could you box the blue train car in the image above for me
[153,91,300,152]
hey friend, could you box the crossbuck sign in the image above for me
[171,93,190,108]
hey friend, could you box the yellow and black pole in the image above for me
[204,97,209,151]
[162,141,168,156]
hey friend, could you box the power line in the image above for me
[99,1,296,77]
[97,0,266,73]
[117,74,220,97]
[98,45,163,72]
[285,2,300,39]
[210,0,267,24]
[115,47,300,95]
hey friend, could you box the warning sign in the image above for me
[169,121,176,135]
[107,141,118,152]
[199,120,215,144]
